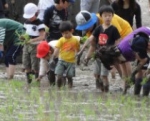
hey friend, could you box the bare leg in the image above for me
[102,76,109,92]
[6,64,16,79]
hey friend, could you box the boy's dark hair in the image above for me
[59,21,73,32]
[99,5,114,16]
[54,0,69,4]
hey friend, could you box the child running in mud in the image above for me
[22,3,46,84]
[95,27,150,96]
[52,21,80,88]
[84,5,121,92]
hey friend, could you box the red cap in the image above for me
[36,41,50,58]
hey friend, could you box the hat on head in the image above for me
[23,3,38,19]
[36,41,50,58]
[75,11,97,31]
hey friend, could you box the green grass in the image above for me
[0,79,150,121]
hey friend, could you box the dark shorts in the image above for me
[4,44,22,67]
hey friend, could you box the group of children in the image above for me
[0,0,150,96]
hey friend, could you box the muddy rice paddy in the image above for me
[0,0,150,120]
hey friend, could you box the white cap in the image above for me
[23,3,38,19]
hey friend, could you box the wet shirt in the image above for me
[118,27,150,61]
[92,25,120,47]
[0,18,24,47]
[44,5,68,40]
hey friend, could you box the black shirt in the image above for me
[0,0,6,16]
[111,1,142,28]
[93,25,120,46]
[44,5,68,40]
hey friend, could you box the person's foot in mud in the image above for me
[96,79,104,91]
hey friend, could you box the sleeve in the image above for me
[55,38,63,49]
[135,3,142,28]
[92,26,100,39]
[113,26,121,41]
[37,20,45,32]
[0,27,5,44]
[111,15,122,34]
[43,7,53,27]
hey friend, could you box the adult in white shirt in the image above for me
[80,0,100,13]
[38,0,54,20]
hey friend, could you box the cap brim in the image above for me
[23,13,35,19]
[76,13,97,31]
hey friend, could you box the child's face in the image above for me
[62,30,73,39]
[101,12,113,25]
[43,52,52,60]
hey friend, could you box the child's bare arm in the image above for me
[115,38,121,45]
[52,47,59,59]
[85,35,96,59]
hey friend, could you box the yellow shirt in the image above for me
[97,14,133,38]
[56,36,80,63]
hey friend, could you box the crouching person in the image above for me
[52,21,80,89]
[36,41,57,85]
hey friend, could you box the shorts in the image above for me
[22,44,39,71]
[4,44,22,67]
[93,59,109,76]
[55,60,75,77]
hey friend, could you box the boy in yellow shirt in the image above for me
[52,21,80,88]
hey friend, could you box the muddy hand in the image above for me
[83,57,89,66]
[76,51,83,65]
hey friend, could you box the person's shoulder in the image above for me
[45,5,55,12]
[30,19,44,26]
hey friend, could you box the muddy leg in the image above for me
[56,75,63,89]
[67,77,73,88]
[134,78,142,95]
[62,76,66,86]
[102,76,109,92]
[47,70,55,86]
[26,72,33,84]
[142,81,150,96]
[96,78,104,91]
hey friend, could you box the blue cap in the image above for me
[75,11,97,31]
